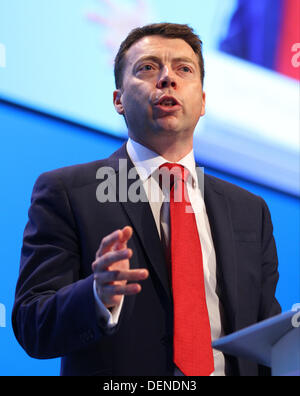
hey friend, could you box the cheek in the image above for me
[122,90,153,122]
[185,97,204,117]
[190,92,205,117]
[123,84,153,112]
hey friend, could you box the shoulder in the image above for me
[31,160,106,197]
[205,173,266,208]
[206,173,258,196]
[35,159,106,189]
[33,143,127,192]
[205,174,273,232]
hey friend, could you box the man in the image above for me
[12,23,281,376]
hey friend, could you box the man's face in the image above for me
[113,36,206,143]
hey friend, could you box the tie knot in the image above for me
[159,163,190,191]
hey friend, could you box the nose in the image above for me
[156,66,177,90]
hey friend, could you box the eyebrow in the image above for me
[133,55,197,69]
[172,57,197,67]
[133,56,161,69]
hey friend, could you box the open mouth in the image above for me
[155,96,181,110]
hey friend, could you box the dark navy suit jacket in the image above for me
[12,143,281,376]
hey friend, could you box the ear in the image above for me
[200,91,206,117]
[113,89,125,115]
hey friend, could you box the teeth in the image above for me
[161,100,174,106]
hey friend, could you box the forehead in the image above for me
[124,35,199,68]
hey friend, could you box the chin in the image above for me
[156,119,182,134]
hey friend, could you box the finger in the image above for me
[96,229,122,258]
[92,248,132,272]
[93,249,131,272]
[94,269,149,284]
[96,226,133,258]
[120,226,133,242]
[116,226,133,250]
[102,283,142,296]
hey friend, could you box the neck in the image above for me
[129,134,194,163]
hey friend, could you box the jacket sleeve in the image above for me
[258,197,282,322]
[12,171,104,359]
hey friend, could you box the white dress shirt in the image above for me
[93,138,226,376]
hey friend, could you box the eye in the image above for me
[180,66,192,73]
[138,64,154,72]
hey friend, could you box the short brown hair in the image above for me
[114,23,205,89]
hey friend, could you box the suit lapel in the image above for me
[106,145,239,320]
[107,144,172,302]
[204,174,238,333]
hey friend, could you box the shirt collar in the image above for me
[126,138,198,188]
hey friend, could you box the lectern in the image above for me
[212,310,300,376]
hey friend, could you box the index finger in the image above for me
[116,226,133,250]
[96,226,133,258]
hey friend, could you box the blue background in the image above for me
[0,98,298,376]
[0,0,299,375]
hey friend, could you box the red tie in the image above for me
[160,163,214,376]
